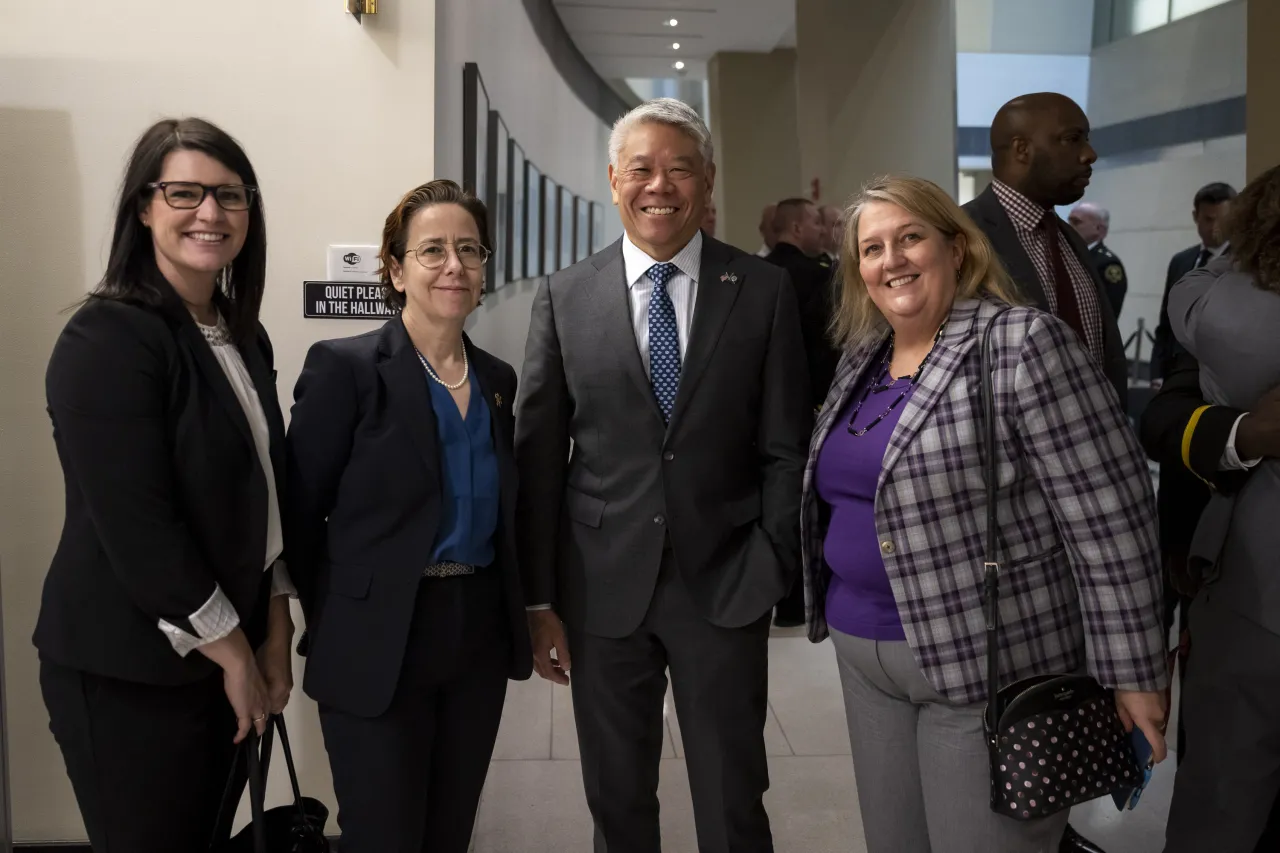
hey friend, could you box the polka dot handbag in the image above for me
[984,673,1139,819]
[975,309,1140,821]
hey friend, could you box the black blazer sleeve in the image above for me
[45,300,220,626]
[759,270,811,576]
[1151,252,1194,380]
[285,341,359,618]
[1138,349,1246,491]
[514,278,572,608]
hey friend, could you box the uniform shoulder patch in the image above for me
[1104,263,1124,283]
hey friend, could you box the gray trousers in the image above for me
[830,629,1068,853]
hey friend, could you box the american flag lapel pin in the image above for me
[720,272,738,283]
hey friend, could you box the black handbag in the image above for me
[213,714,331,853]
[977,308,1140,821]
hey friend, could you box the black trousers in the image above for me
[570,552,773,853]
[320,569,511,853]
[1165,593,1280,853]
[40,659,243,853]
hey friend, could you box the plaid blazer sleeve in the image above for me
[1011,314,1168,692]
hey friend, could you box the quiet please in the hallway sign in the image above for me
[303,281,398,319]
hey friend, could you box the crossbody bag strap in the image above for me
[981,307,1011,748]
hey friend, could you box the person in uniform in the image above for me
[1068,201,1127,317]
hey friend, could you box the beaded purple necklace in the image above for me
[846,323,946,437]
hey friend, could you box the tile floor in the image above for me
[469,626,1176,852]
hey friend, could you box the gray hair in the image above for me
[609,98,714,169]
[1074,201,1110,226]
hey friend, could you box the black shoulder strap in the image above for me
[981,306,1012,744]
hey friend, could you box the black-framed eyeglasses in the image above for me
[147,182,259,211]
[407,241,491,270]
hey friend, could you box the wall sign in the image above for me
[304,281,397,319]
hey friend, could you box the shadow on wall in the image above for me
[0,108,89,841]
[354,0,401,67]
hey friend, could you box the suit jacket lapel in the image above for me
[376,317,441,493]
[668,237,741,432]
[879,300,985,489]
[239,335,287,496]
[592,244,665,425]
[975,188,1049,312]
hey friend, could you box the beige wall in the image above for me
[708,49,804,254]
[0,0,439,841]
[1086,0,1248,343]
[1087,0,1246,127]
[798,0,958,207]
[1247,0,1280,180]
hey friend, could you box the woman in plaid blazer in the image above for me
[800,176,1168,852]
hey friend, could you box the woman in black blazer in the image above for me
[36,119,295,851]
[286,179,533,853]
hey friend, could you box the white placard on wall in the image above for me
[326,244,380,282]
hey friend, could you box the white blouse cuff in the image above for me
[271,560,298,598]
[158,584,240,658]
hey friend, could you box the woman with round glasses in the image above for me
[36,118,294,851]
[286,179,532,852]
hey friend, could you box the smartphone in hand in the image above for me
[1112,727,1156,811]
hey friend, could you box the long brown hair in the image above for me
[1223,165,1280,293]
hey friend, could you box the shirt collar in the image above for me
[991,179,1053,231]
[623,229,703,289]
[1202,241,1229,259]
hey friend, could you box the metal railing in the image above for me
[1124,316,1158,385]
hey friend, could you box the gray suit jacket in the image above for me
[963,186,1129,406]
[515,236,811,638]
[1171,257,1280,634]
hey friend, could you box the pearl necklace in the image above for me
[415,345,469,390]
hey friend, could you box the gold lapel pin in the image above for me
[495,392,504,409]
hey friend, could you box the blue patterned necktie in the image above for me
[646,262,682,423]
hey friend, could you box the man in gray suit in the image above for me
[516,98,810,853]
[963,93,1129,409]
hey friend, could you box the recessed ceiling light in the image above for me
[669,18,679,26]
[672,42,681,50]
[673,61,686,70]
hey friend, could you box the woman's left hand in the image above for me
[1115,689,1168,764]
[257,596,295,715]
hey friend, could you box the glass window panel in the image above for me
[560,189,574,270]
[1171,0,1228,20]
[510,143,525,281]
[544,178,557,275]
[475,91,489,208]
[1112,0,1170,39]
[592,203,605,253]
[576,198,590,262]
[492,120,508,288]
[527,164,542,277]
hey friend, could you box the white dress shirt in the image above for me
[159,315,295,657]
[622,229,702,376]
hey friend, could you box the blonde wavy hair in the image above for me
[831,175,1022,350]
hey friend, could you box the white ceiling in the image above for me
[552,0,797,82]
